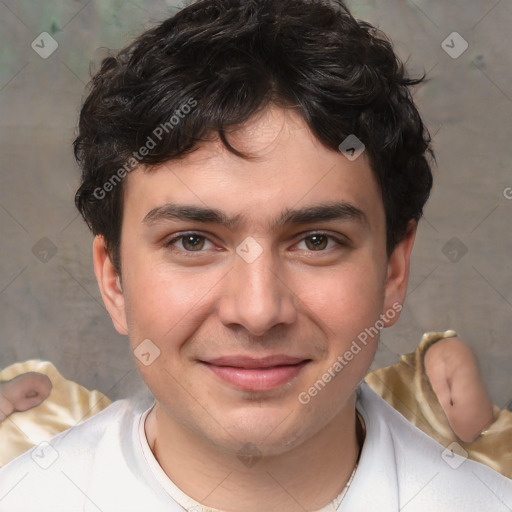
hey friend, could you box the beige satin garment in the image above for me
[0,359,111,467]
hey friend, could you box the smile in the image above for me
[200,356,311,391]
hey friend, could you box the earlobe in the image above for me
[382,220,417,327]
[93,236,128,335]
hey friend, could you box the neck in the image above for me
[145,395,363,512]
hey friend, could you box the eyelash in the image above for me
[164,231,348,255]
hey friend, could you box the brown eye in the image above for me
[165,233,214,252]
[304,234,329,251]
[181,235,206,251]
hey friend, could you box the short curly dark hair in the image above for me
[74,0,434,274]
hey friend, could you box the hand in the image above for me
[0,372,52,422]
[424,337,495,443]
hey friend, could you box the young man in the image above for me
[0,0,510,510]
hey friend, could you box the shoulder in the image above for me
[1,398,131,460]
[0,398,135,471]
[0,397,154,512]
[355,381,512,511]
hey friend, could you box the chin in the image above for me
[216,405,314,452]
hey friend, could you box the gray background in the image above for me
[0,0,511,406]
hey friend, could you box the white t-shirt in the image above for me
[0,381,510,512]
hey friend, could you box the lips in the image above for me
[204,355,308,369]
[200,355,311,391]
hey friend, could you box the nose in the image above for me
[217,245,297,336]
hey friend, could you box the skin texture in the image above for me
[424,337,495,443]
[94,106,416,512]
[0,372,52,422]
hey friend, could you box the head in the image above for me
[74,0,433,455]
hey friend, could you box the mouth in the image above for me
[199,356,311,391]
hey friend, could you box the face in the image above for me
[94,106,415,456]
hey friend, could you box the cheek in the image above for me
[121,258,223,348]
[301,262,386,340]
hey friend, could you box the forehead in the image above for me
[122,107,385,234]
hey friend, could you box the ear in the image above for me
[93,236,128,335]
[382,220,417,327]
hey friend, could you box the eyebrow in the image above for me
[142,201,368,231]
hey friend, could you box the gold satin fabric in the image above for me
[365,331,512,479]
[0,359,111,467]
